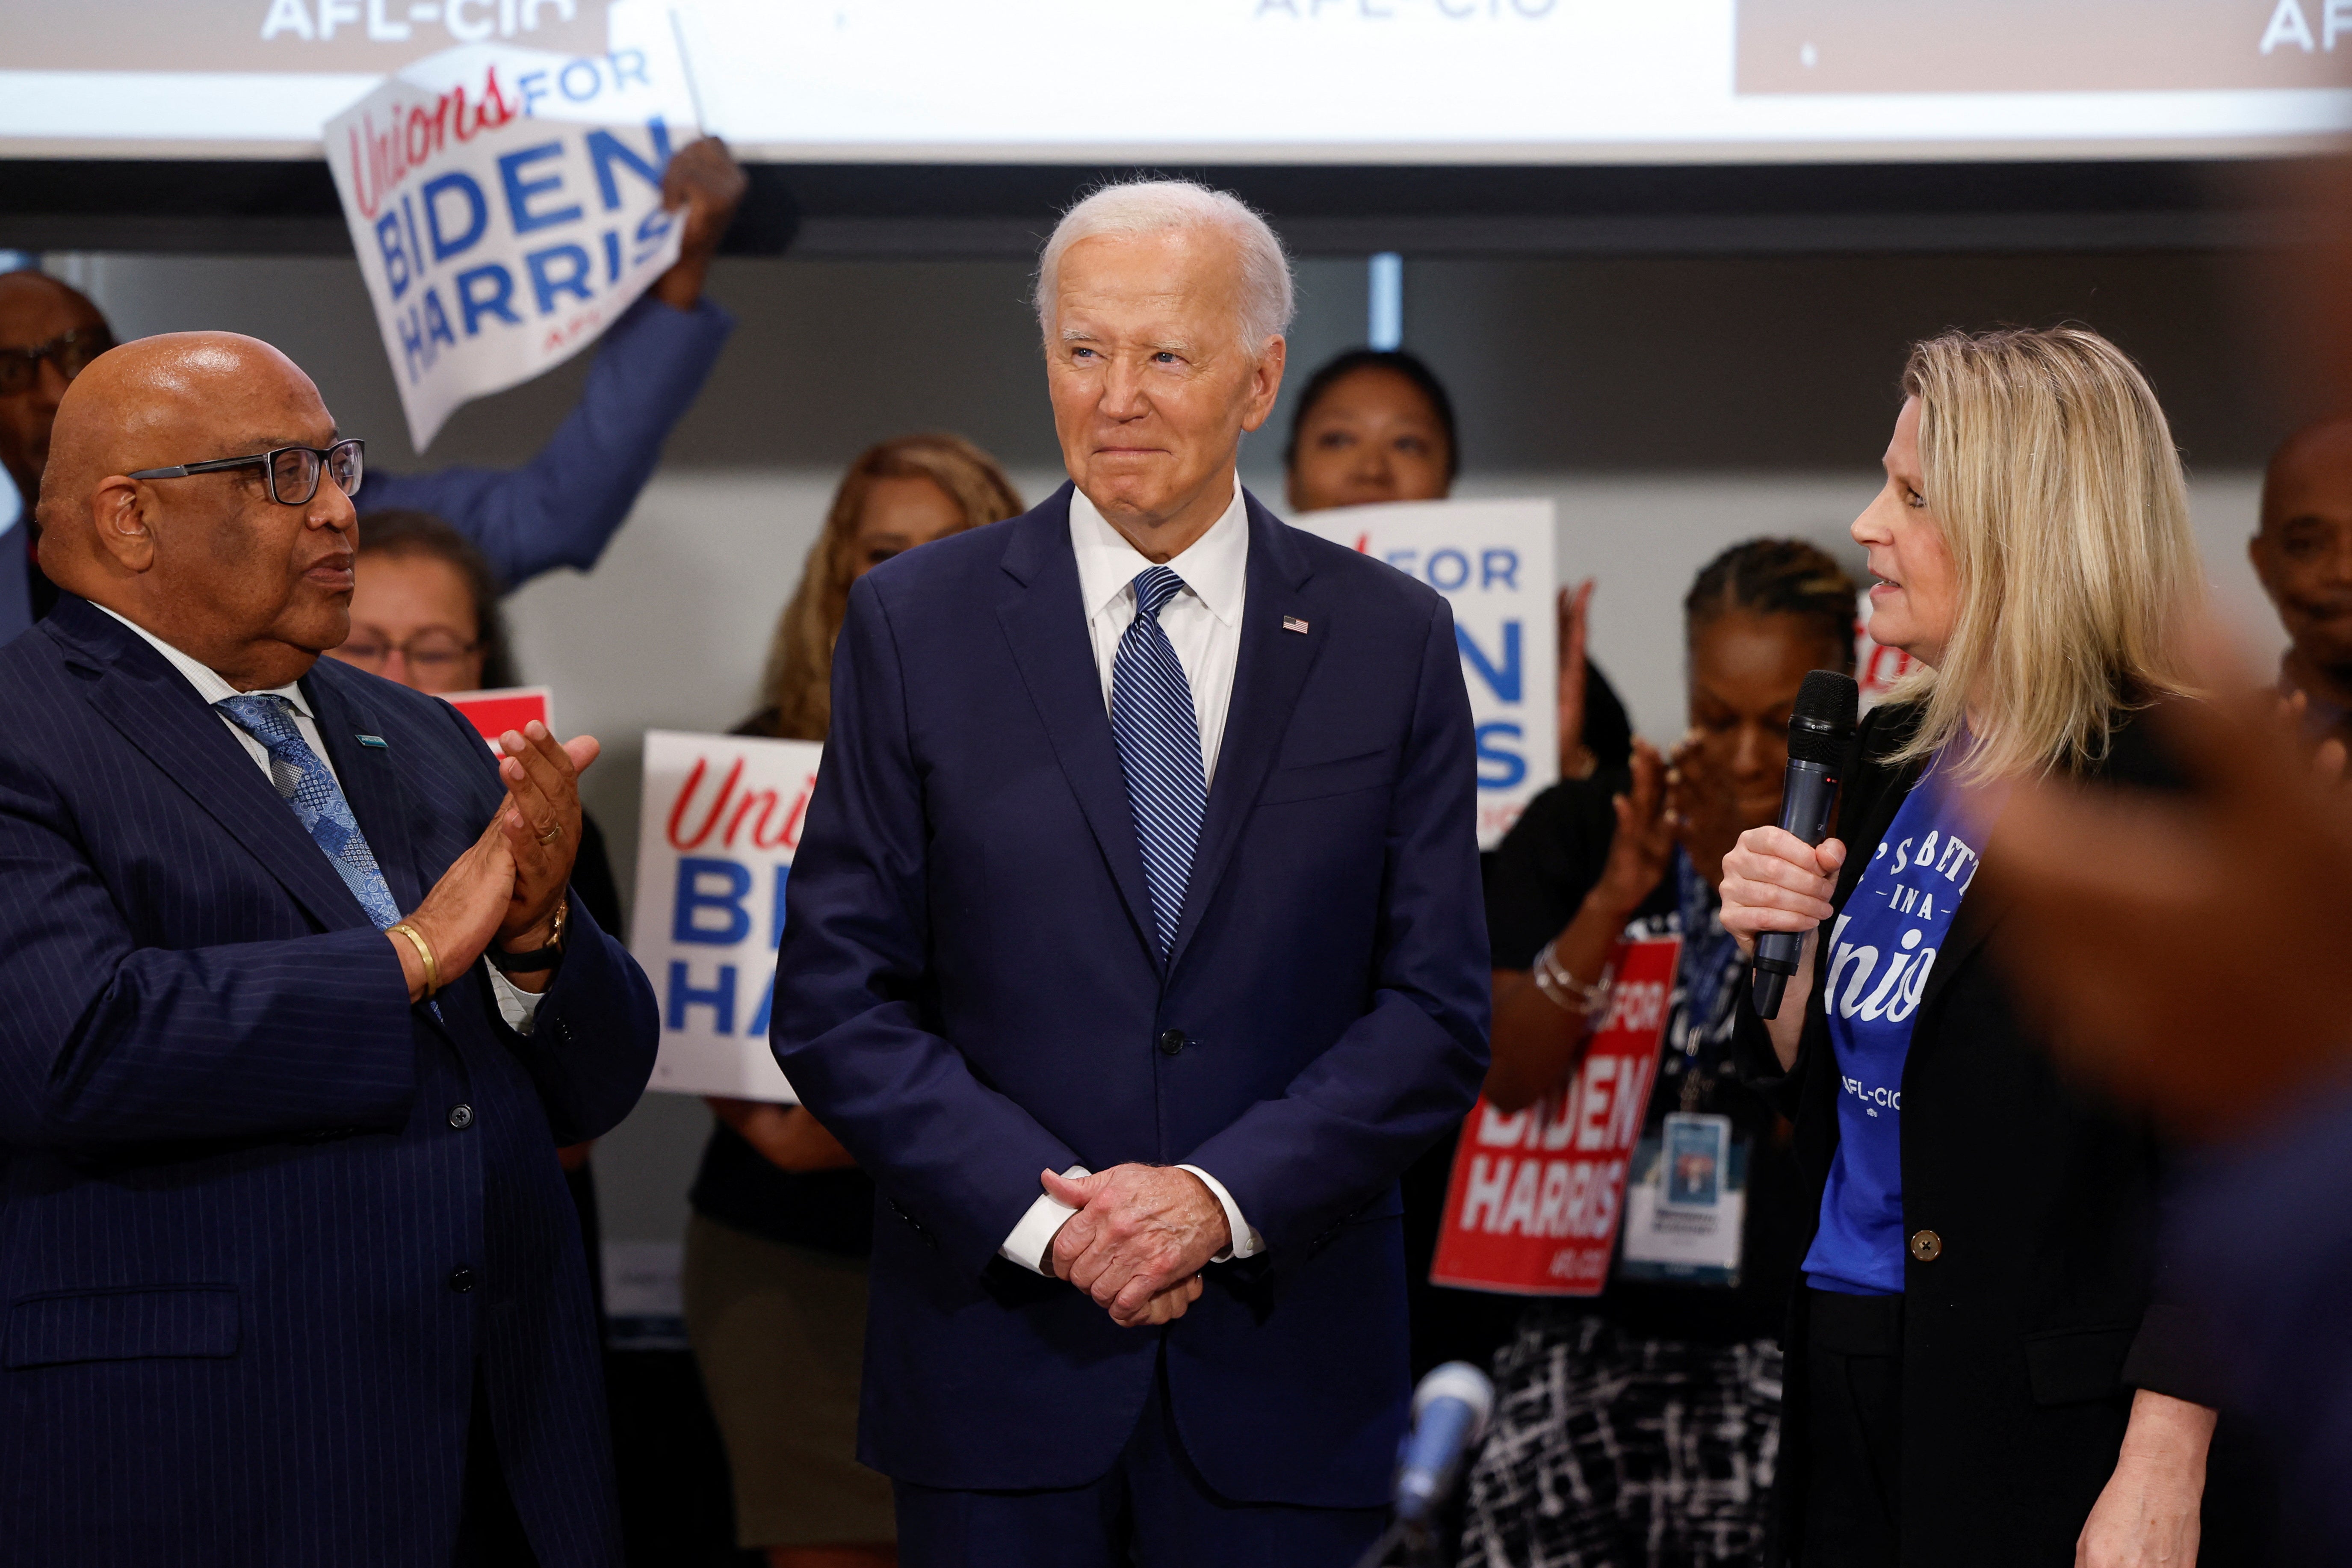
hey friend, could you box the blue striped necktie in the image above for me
[215,693,403,930]
[1110,565,1209,960]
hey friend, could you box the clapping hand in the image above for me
[1043,1166,1227,1327]
[491,722,598,956]
[1591,738,1676,916]
[390,815,520,1004]
[384,722,599,1003]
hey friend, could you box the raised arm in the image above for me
[769,576,1082,1278]
[360,138,745,589]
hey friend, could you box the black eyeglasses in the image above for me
[129,439,365,507]
[0,325,115,397]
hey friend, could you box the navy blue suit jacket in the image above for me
[770,485,1491,1506]
[0,596,657,1566]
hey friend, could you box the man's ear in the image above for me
[1241,335,1287,435]
[90,475,157,574]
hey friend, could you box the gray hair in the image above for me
[1034,179,1295,353]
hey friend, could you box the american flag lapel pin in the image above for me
[1282,615,1310,635]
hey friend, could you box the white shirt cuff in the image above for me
[999,1165,1090,1274]
[1177,1165,1263,1261]
[485,963,546,1036]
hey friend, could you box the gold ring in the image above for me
[536,822,561,845]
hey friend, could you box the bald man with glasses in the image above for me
[0,330,658,1566]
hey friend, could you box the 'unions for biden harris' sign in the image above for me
[632,731,820,1103]
[1294,497,1559,849]
[325,27,699,449]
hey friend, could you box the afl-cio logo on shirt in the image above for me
[1841,1075,1901,1116]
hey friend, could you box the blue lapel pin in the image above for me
[356,733,388,749]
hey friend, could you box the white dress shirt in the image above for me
[996,483,1265,1276]
[95,604,543,1033]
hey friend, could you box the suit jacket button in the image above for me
[1909,1228,1943,1262]
[1157,1029,1186,1057]
[448,1266,477,1293]
[447,1104,474,1130]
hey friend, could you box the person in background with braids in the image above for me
[1458,539,1859,1568]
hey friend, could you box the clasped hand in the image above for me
[1043,1165,1229,1328]
[387,721,601,1003]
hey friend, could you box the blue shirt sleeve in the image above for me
[358,293,734,591]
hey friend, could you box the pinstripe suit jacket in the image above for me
[0,596,657,1567]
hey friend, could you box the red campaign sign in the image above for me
[1430,936,1680,1296]
[443,686,552,749]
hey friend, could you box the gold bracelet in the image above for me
[388,921,440,997]
[1530,938,1612,1018]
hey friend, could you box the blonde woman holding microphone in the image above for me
[1719,327,2245,1568]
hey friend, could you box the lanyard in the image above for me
[1673,847,1745,1042]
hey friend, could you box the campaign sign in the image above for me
[323,26,698,449]
[443,684,553,749]
[630,731,821,1103]
[1428,936,1678,1296]
[1291,499,1557,848]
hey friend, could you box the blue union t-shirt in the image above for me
[1802,747,1997,1295]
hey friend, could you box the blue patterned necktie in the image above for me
[1110,565,1209,960]
[215,693,402,930]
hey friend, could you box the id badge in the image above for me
[1619,1113,1745,1286]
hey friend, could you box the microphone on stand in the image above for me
[1752,670,1860,1020]
[1394,1361,1494,1527]
[1352,1361,1496,1568]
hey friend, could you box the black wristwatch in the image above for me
[489,893,568,974]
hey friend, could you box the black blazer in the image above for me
[1734,701,2217,1568]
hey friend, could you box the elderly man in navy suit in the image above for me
[771,180,1492,1567]
[0,331,657,1564]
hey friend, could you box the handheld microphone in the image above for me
[1751,670,1860,1019]
[1393,1361,1495,1528]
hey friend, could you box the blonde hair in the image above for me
[754,434,1024,741]
[1888,326,2203,781]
